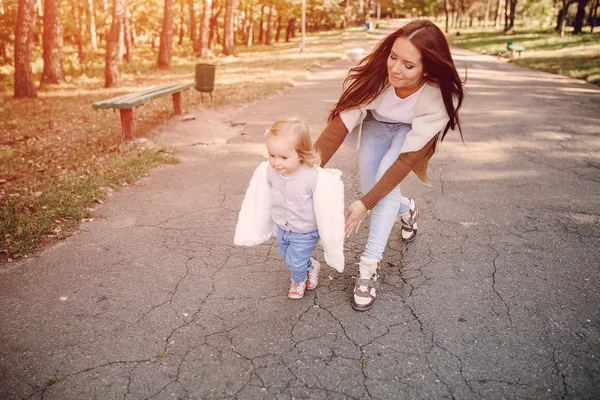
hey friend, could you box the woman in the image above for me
[314,20,464,311]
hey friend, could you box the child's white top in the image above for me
[234,161,346,272]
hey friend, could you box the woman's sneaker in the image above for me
[306,259,321,290]
[288,281,306,299]
[399,198,419,243]
[352,256,380,311]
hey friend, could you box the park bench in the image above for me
[92,81,196,140]
[507,41,526,58]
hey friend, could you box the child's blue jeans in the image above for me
[358,114,412,261]
[276,226,318,282]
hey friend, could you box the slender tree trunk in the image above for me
[41,0,65,84]
[104,0,126,87]
[157,0,174,68]
[509,0,517,29]
[123,12,132,61]
[222,0,234,54]
[590,0,598,32]
[285,17,295,41]
[484,0,491,27]
[265,4,273,44]
[188,0,197,51]
[208,2,219,49]
[14,0,37,97]
[246,7,254,47]
[199,0,211,55]
[87,0,98,50]
[258,6,264,43]
[573,0,589,33]
[444,0,449,32]
[495,0,502,26]
[275,15,281,42]
[72,0,85,62]
[178,0,185,45]
[504,0,509,30]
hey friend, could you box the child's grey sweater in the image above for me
[266,164,318,233]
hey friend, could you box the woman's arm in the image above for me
[314,115,349,167]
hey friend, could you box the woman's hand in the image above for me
[344,200,368,237]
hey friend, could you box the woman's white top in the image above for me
[371,84,427,124]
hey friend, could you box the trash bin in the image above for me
[195,63,216,93]
[365,22,372,30]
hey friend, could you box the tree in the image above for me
[572,0,589,33]
[105,0,126,87]
[188,0,198,52]
[222,0,234,54]
[14,0,37,97]
[41,0,65,84]
[157,0,174,68]
[199,0,211,56]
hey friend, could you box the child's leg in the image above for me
[283,230,318,282]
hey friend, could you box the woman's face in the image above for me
[387,37,427,98]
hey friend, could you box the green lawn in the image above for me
[448,27,600,85]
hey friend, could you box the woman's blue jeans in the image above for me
[276,226,318,282]
[359,115,412,260]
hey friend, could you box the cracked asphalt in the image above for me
[1,29,599,399]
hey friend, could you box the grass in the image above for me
[0,27,380,261]
[447,26,600,85]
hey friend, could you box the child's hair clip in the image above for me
[264,129,270,137]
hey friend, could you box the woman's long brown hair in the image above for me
[329,20,464,140]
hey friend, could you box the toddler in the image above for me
[234,116,346,300]
[265,117,322,299]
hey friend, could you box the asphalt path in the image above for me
[1,26,599,399]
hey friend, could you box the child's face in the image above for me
[267,135,302,177]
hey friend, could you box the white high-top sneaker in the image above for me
[352,256,380,311]
[399,198,419,243]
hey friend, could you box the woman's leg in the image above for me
[359,121,412,261]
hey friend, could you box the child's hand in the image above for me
[344,200,368,237]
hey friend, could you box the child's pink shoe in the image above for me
[288,281,306,299]
[305,259,321,290]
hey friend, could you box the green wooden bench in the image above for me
[92,81,196,140]
[507,41,526,58]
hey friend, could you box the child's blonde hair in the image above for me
[266,116,321,168]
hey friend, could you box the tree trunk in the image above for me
[157,0,174,68]
[573,0,589,33]
[87,0,98,50]
[199,0,211,56]
[222,0,234,54]
[178,0,185,45]
[265,4,273,45]
[504,0,509,30]
[246,7,254,47]
[14,0,37,97]
[590,0,598,32]
[484,0,491,27]
[258,6,264,43]
[285,18,295,42]
[275,15,281,42]
[444,0,449,32]
[509,0,517,29]
[188,0,197,52]
[123,12,133,61]
[208,2,219,50]
[104,0,126,87]
[41,0,65,84]
[72,0,85,63]
[495,0,502,26]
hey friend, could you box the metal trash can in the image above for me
[195,63,216,100]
